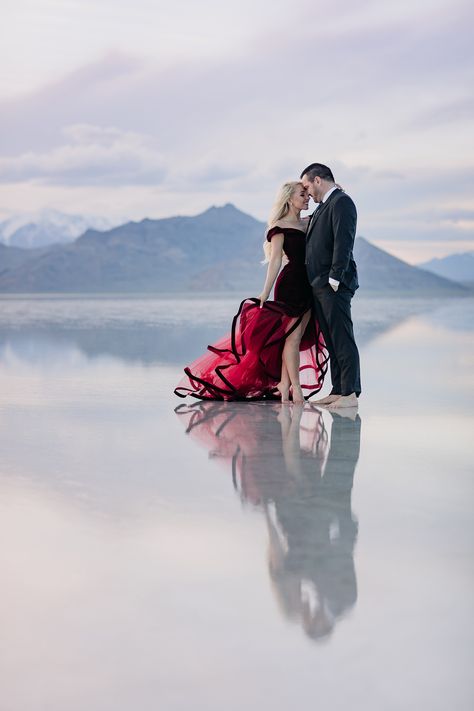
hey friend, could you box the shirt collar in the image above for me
[322,185,338,203]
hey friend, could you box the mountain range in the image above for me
[0,204,470,295]
[419,252,474,287]
[0,209,116,249]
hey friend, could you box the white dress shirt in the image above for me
[322,186,338,203]
[319,186,340,290]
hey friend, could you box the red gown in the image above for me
[174,226,329,401]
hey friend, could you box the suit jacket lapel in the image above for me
[306,188,342,243]
[306,205,319,236]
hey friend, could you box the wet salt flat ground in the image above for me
[0,295,473,710]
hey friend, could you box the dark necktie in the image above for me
[309,201,323,229]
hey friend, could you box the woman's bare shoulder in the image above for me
[271,220,303,230]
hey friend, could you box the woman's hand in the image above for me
[257,292,269,308]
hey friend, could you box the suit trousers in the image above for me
[312,283,361,397]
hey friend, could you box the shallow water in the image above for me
[0,294,473,710]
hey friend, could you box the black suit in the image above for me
[305,188,361,396]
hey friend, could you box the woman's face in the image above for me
[291,185,310,211]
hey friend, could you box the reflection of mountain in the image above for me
[0,296,450,366]
[175,401,361,641]
[0,324,227,366]
[0,203,468,294]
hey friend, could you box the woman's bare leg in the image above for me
[277,360,291,402]
[282,310,311,403]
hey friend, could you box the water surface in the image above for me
[0,294,472,710]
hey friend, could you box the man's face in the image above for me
[301,174,322,202]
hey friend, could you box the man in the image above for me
[301,163,361,408]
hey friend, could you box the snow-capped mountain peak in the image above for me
[0,209,117,248]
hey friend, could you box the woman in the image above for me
[174,181,328,402]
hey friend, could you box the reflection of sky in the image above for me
[0,297,473,709]
[1,0,473,262]
[363,316,474,412]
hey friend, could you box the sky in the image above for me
[1,0,473,263]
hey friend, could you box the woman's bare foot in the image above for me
[277,381,290,403]
[291,385,305,404]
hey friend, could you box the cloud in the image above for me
[0,124,166,185]
[439,209,474,222]
[1,2,472,158]
[408,95,474,129]
[0,52,145,154]
[0,0,472,262]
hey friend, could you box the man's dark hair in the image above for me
[300,163,335,182]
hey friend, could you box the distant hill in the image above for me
[0,242,53,272]
[0,209,114,249]
[0,204,265,293]
[354,238,468,294]
[418,252,474,288]
[0,204,469,295]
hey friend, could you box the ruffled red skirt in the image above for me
[174,297,329,401]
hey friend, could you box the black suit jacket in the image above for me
[305,188,359,293]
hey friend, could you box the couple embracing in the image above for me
[174,163,361,407]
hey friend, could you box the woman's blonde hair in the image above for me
[262,181,302,263]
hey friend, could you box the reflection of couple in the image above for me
[175,401,361,641]
[174,163,361,406]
